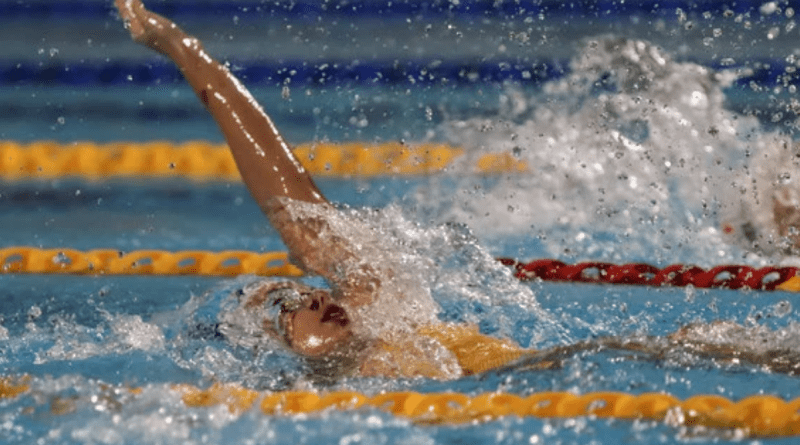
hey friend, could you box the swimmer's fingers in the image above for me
[115,0,171,52]
[115,0,147,42]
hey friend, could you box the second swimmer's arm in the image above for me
[115,0,326,208]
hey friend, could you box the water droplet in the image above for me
[760,1,778,15]
[773,300,792,317]
[27,305,42,320]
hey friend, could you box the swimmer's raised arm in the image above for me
[115,0,378,308]
[115,0,326,208]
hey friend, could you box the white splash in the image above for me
[428,36,787,265]
[35,311,165,363]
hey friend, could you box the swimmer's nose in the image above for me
[320,304,349,327]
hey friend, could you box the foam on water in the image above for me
[33,312,165,364]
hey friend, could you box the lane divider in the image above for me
[2,376,800,436]
[182,385,800,436]
[498,258,800,291]
[0,247,302,277]
[0,140,530,179]
[2,247,798,292]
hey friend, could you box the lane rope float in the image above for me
[180,385,800,437]
[0,246,303,277]
[0,140,529,179]
[498,258,800,291]
[2,376,800,437]
[2,246,798,291]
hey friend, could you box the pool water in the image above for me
[3,1,800,443]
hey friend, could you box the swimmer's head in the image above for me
[255,282,353,357]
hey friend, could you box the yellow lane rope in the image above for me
[0,140,529,179]
[0,246,302,277]
[189,385,800,436]
[1,376,799,436]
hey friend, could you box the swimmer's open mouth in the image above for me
[321,304,349,327]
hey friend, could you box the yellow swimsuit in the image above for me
[360,324,529,379]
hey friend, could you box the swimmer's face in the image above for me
[277,290,352,357]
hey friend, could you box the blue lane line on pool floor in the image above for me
[0,59,569,87]
[0,0,781,21]
[0,58,793,88]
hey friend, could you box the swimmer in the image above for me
[721,139,800,255]
[116,0,800,380]
[115,0,499,379]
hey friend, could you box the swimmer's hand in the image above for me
[115,0,172,54]
[115,0,147,41]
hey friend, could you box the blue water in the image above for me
[4,1,800,444]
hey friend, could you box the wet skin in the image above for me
[281,292,352,357]
[115,0,365,357]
